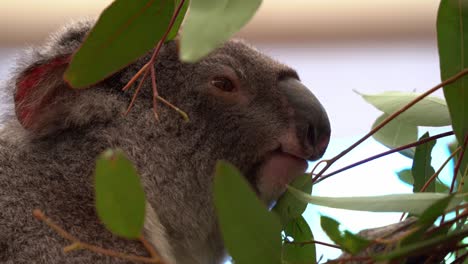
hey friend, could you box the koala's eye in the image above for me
[211,77,235,92]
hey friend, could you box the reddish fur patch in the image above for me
[15,56,70,128]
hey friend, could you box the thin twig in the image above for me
[285,239,342,249]
[311,68,468,184]
[452,250,468,264]
[420,147,461,192]
[123,0,188,120]
[325,256,373,264]
[33,209,160,264]
[428,209,468,236]
[122,63,150,92]
[140,236,161,262]
[124,73,148,116]
[315,131,454,184]
[150,65,159,121]
[450,134,468,193]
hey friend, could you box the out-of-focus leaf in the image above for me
[374,226,468,261]
[372,114,417,158]
[273,174,312,226]
[397,169,449,193]
[357,91,451,127]
[282,216,316,264]
[167,0,190,40]
[65,0,174,88]
[401,195,453,245]
[320,216,370,254]
[214,161,281,264]
[287,187,466,215]
[412,133,436,192]
[437,0,468,176]
[180,0,262,62]
[94,149,146,239]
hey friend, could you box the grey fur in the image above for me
[0,20,330,264]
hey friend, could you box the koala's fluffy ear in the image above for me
[14,55,73,131]
[13,52,125,137]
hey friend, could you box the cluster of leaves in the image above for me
[56,0,467,263]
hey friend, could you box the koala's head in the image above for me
[10,20,330,204]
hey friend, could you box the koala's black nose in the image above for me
[278,78,331,160]
[307,123,330,159]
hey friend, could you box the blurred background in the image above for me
[0,0,455,262]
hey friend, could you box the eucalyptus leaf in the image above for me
[287,187,466,215]
[372,114,417,158]
[65,0,174,88]
[412,132,436,193]
[397,169,449,193]
[437,0,468,175]
[214,161,282,264]
[180,0,262,62]
[282,216,316,264]
[401,195,453,246]
[273,174,313,226]
[167,0,190,41]
[374,226,468,261]
[357,91,451,127]
[94,149,146,239]
[320,216,370,255]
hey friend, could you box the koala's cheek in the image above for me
[256,153,307,203]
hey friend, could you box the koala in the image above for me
[0,19,331,264]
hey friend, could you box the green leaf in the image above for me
[65,0,174,88]
[401,195,453,246]
[412,133,436,193]
[282,216,316,264]
[94,149,146,239]
[273,174,313,226]
[287,187,466,215]
[374,226,468,261]
[180,0,262,62]
[214,161,282,264]
[397,169,449,193]
[372,114,417,158]
[167,0,189,40]
[357,91,451,127]
[437,0,468,176]
[320,216,370,255]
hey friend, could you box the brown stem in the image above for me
[124,72,148,116]
[450,134,468,193]
[429,209,468,236]
[420,147,460,192]
[326,256,373,263]
[311,68,468,184]
[315,131,454,184]
[33,209,161,264]
[140,236,161,262]
[286,239,342,249]
[150,65,159,120]
[123,0,188,120]
[453,251,468,264]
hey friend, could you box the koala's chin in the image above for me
[254,151,308,204]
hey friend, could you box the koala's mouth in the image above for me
[252,148,308,202]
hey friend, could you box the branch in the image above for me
[33,209,162,264]
[311,68,468,184]
[315,131,454,184]
[285,239,342,249]
[451,134,468,193]
[123,0,188,121]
